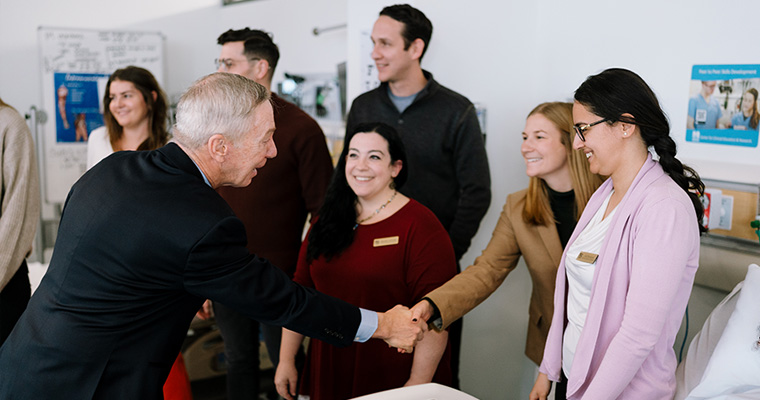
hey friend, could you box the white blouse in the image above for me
[562,190,616,376]
[87,126,114,170]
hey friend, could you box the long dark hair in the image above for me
[307,122,408,262]
[103,66,168,151]
[574,68,706,233]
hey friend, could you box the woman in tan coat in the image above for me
[411,102,603,366]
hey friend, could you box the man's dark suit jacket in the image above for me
[0,143,361,399]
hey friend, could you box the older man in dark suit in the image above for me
[0,72,424,399]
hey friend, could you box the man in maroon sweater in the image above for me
[200,28,334,400]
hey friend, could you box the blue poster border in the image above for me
[687,64,760,148]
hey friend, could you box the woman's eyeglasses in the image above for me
[573,118,608,142]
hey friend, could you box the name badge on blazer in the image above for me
[576,251,599,264]
[373,236,399,247]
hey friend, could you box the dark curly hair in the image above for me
[307,122,408,262]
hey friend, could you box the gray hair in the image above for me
[173,72,270,149]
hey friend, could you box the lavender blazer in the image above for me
[539,154,700,399]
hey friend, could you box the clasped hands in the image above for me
[373,300,435,353]
[197,299,436,353]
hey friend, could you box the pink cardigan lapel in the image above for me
[563,154,667,396]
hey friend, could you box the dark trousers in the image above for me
[213,301,303,399]
[449,317,463,389]
[449,260,464,389]
[554,370,568,400]
[0,261,31,347]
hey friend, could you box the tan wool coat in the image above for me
[0,105,40,291]
[426,189,563,365]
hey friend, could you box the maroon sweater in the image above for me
[217,94,333,277]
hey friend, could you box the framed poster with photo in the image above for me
[686,64,760,148]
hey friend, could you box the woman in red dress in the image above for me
[274,122,457,400]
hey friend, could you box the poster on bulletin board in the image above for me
[685,64,760,148]
[53,72,110,143]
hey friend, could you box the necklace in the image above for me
[353,191,397,230]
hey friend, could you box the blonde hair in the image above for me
[522,102,604,225]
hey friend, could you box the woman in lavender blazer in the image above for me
[531,69,706,400]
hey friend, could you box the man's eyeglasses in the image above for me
[573,118,608,142]
[214,57,261,71]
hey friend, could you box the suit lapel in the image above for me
[536,223,563,267]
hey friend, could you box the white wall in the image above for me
[0,0,347,114]
[127,0,348,104]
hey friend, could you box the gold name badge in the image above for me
[576,251,599,264]
[373,236,400,247]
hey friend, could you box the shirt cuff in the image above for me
[354,308,378,342]
[422,297,443,330]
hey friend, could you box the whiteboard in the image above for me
[38,26,164,203]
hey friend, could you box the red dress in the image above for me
[294,200,457,400]
[163,354,192,400]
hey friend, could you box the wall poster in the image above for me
[54,72,110,143]
[686,64,760,148]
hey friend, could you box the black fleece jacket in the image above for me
[346,71,491,260]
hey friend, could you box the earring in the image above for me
[623,131,628,136]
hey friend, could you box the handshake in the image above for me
[371,300,437,353]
